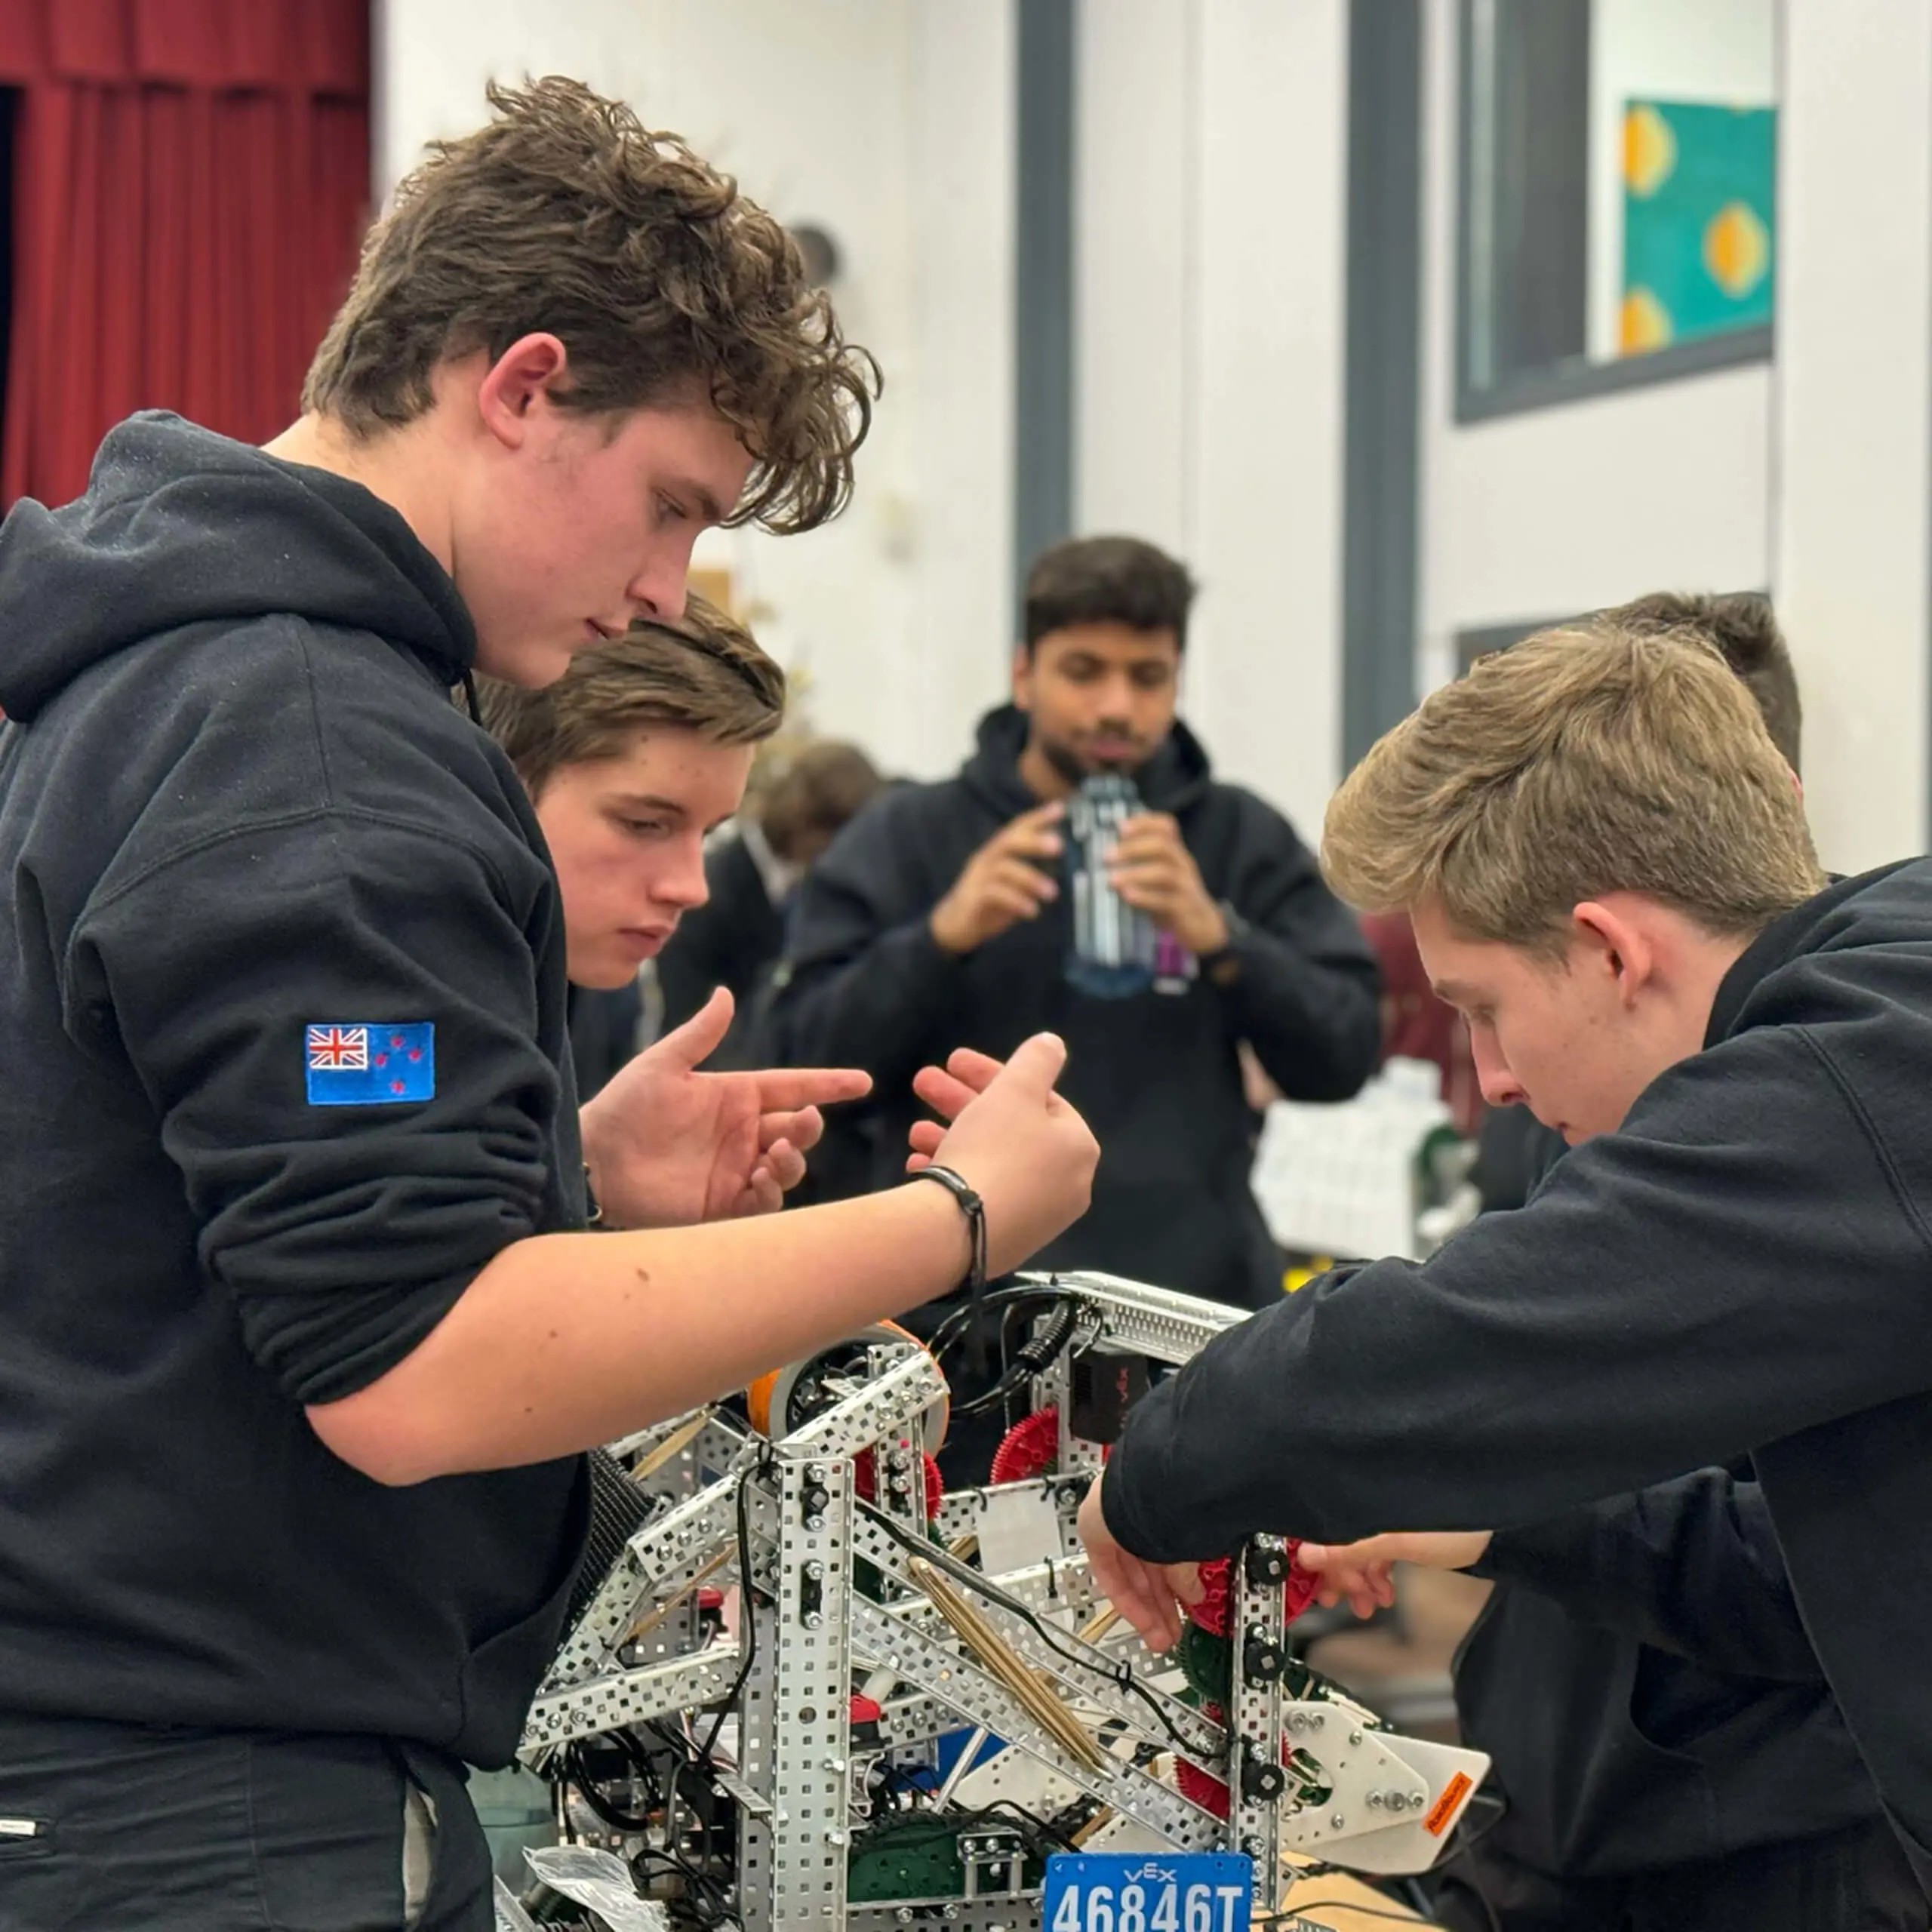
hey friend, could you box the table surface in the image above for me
[1281,1866,1438,1930]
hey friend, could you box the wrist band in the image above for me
[909,1164,989,1324]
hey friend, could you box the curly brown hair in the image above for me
[304,78,878,534]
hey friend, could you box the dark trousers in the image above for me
[1430,1817,1930,1932]
[0,1714,493,1931]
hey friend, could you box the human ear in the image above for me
[476,334,571,448]
[1571,900,1654,1005]
[1011,644,1034,710]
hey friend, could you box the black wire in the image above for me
[863,1502,1196,1754]
[696,1443,771,1766]
[925,1282,1068,1365]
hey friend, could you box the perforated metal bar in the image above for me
[544,1478,745,1690]
[1229,1538,1291,1908]
[783,1349,950,1463]
[519,1648,743,1756]
[766,1452,857,1928]
[849,1598,1222,1850]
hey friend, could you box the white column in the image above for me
[1772,0,1932,870]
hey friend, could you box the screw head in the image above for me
[1367,1791,1384,1809]
[1349,1729,1363,1745]
[828,1828,848,1846]
[897,1912,915,1924]
[1331,1812,1346,1829]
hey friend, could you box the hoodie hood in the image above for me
[961,703,1214,817]
[0,412,475,722]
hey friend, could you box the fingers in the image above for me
[654,986,735,1069]
[761,1137,806,1195]
[750,1066,872,1110]
[944,1048,1004,1091]
[996,801,1066,858]
[759,1106,823,1154]
[1169,1561,1205,1607]
[908,1120,946,1158]
[1108,1552,1185,1654]
[912,1065,980,1124]
[990,1032,1069,1098]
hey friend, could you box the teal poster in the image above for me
[1621,100,1776,355]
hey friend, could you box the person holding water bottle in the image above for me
[773,535,1380,1328]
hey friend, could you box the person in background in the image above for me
[656,737,884,1072]
[773,534,1382,1313]
[477,596,787,1100]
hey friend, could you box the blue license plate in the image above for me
[1042,1854,1253,1932]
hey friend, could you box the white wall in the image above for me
[1074,0,1350,838]
[1771,0,1932,872]
[1417,0,1775,694]
[375,0,1013,780]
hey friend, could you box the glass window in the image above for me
[1460,0,1777,420]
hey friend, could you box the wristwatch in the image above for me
[1196,900,1248,975]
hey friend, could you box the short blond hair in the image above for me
[1322,621,1826,952]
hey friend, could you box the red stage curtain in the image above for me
[0,0,369,509]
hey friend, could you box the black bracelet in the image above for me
[909,1164,989,1318]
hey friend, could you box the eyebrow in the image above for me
[1430,979,1478,1007]
[609,793,689,819]
[669,475,729,525]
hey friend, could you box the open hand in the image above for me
[903,1035,1097,1273]
[1295,1531,1494,1620]
[580,988,870,1227]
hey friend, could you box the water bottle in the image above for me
[1065,773,1159,998]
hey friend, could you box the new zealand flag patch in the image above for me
[305,1023,435,1106]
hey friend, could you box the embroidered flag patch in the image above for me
[305,1023,435,1106]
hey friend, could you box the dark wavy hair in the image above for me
[303,78,878,534]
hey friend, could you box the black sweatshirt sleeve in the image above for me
[772,801,967,1094]
[1103,1025,1932,1561]
[1214,797,1381,1101]
[72,810,565,1407]
[1475,1470,1824,1679]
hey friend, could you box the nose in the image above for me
[626,549,691,626]
[660,835,710,911]
[1469,1029,1525,1109]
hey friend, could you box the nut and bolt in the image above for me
[804,1561,825,1581]
[804,1612,824,1629]
[804,1515,826,1532]
[827,1828,848,1847]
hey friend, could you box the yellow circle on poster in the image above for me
[1623,103,1677,198]
[1619,287,1674,355]
[1703,199,1770,299]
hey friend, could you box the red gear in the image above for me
[989,1407,1062,1484]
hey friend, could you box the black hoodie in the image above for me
[1103,862,1932,1884]
[772,705,1381,1309]
[0,414,586,1768]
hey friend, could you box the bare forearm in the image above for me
[309,1184,968,1483]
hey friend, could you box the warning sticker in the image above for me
[1424,1772,1475,1838]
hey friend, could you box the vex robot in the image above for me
[503,1274,1490,1932]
